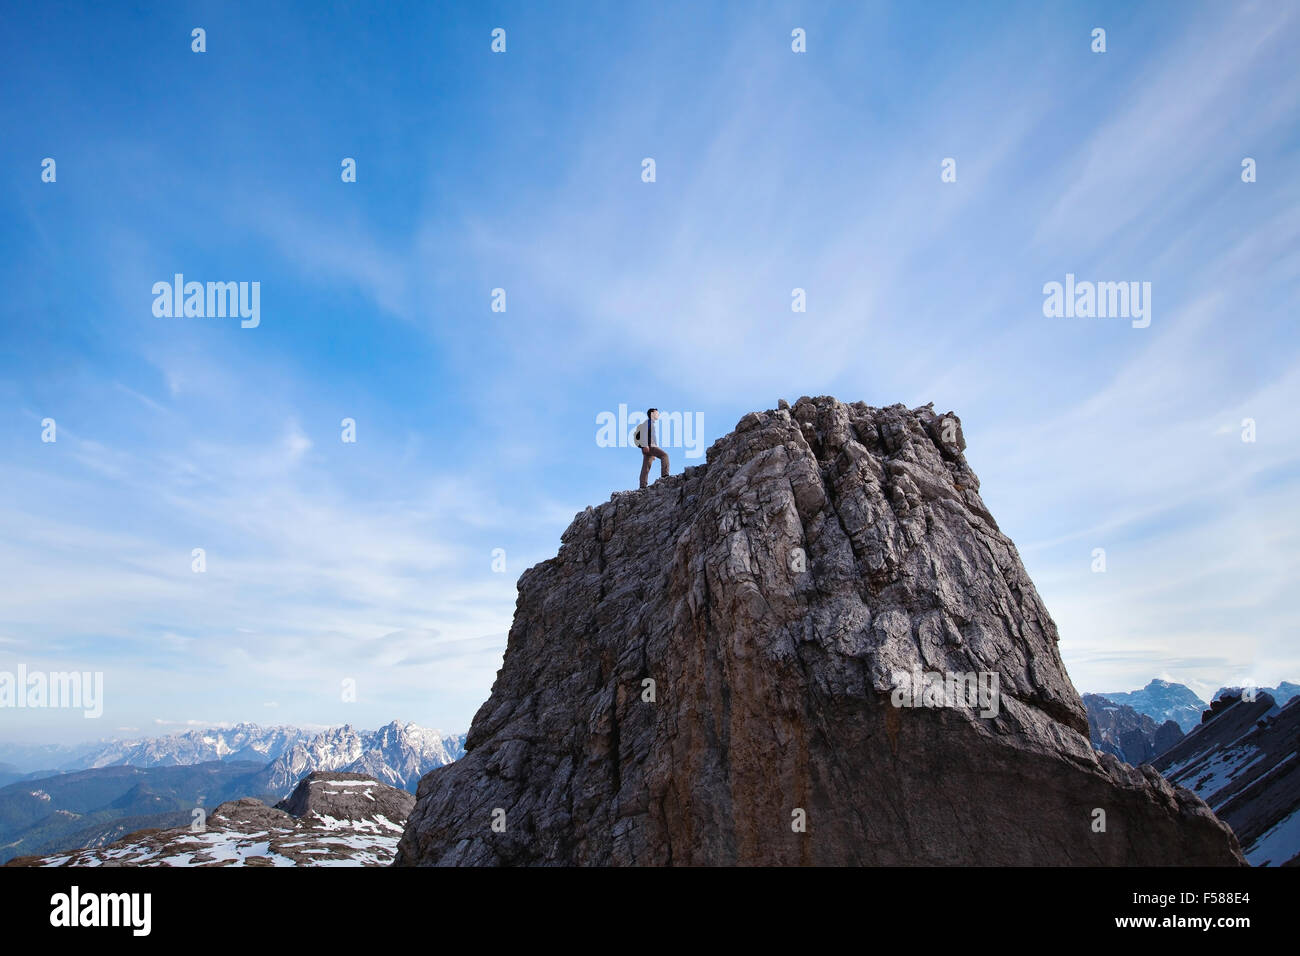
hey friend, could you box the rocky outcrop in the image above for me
[272,771,414,825]
[7,772,412,866]
[1085,693,1184,765]
[396,396,1245,866]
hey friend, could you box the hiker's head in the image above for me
[648,408,659,420]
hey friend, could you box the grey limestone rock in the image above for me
[396,396,1245,866]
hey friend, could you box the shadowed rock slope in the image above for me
[1154,693,1300,866]
[396,397,1245,866]
[1084,693,1184,765]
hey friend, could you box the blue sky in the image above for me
[1,1,1297,746]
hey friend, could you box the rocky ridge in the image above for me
[7,772,412,867]
[1154,693,1300,866]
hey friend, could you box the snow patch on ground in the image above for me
[1170,745,1265,807]
[1245,805,1300,866]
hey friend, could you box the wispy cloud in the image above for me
[1,0,1296,745]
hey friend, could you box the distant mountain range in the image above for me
[0,760,270,863]
[1,721,313,774]
[1085,678,1300,734]
[0,763,61,790]
[259,722,464,795]
[1083,694,1183,765]
[0,720,465,863]
[75,722,310,771]
[1094,679,1208,733]
[0,720,464,780]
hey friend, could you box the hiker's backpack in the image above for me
[633,420,648,449]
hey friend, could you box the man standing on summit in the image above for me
[634,407,670,489]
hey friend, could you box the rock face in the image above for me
[8,772,413,866]
[1084,693,1184,765]
[396,396,1245,866]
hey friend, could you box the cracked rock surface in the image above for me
[395,396,1245,866]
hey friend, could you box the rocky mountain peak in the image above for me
[396,396,1244,866]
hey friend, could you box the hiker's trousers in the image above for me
[640,447,669,488]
